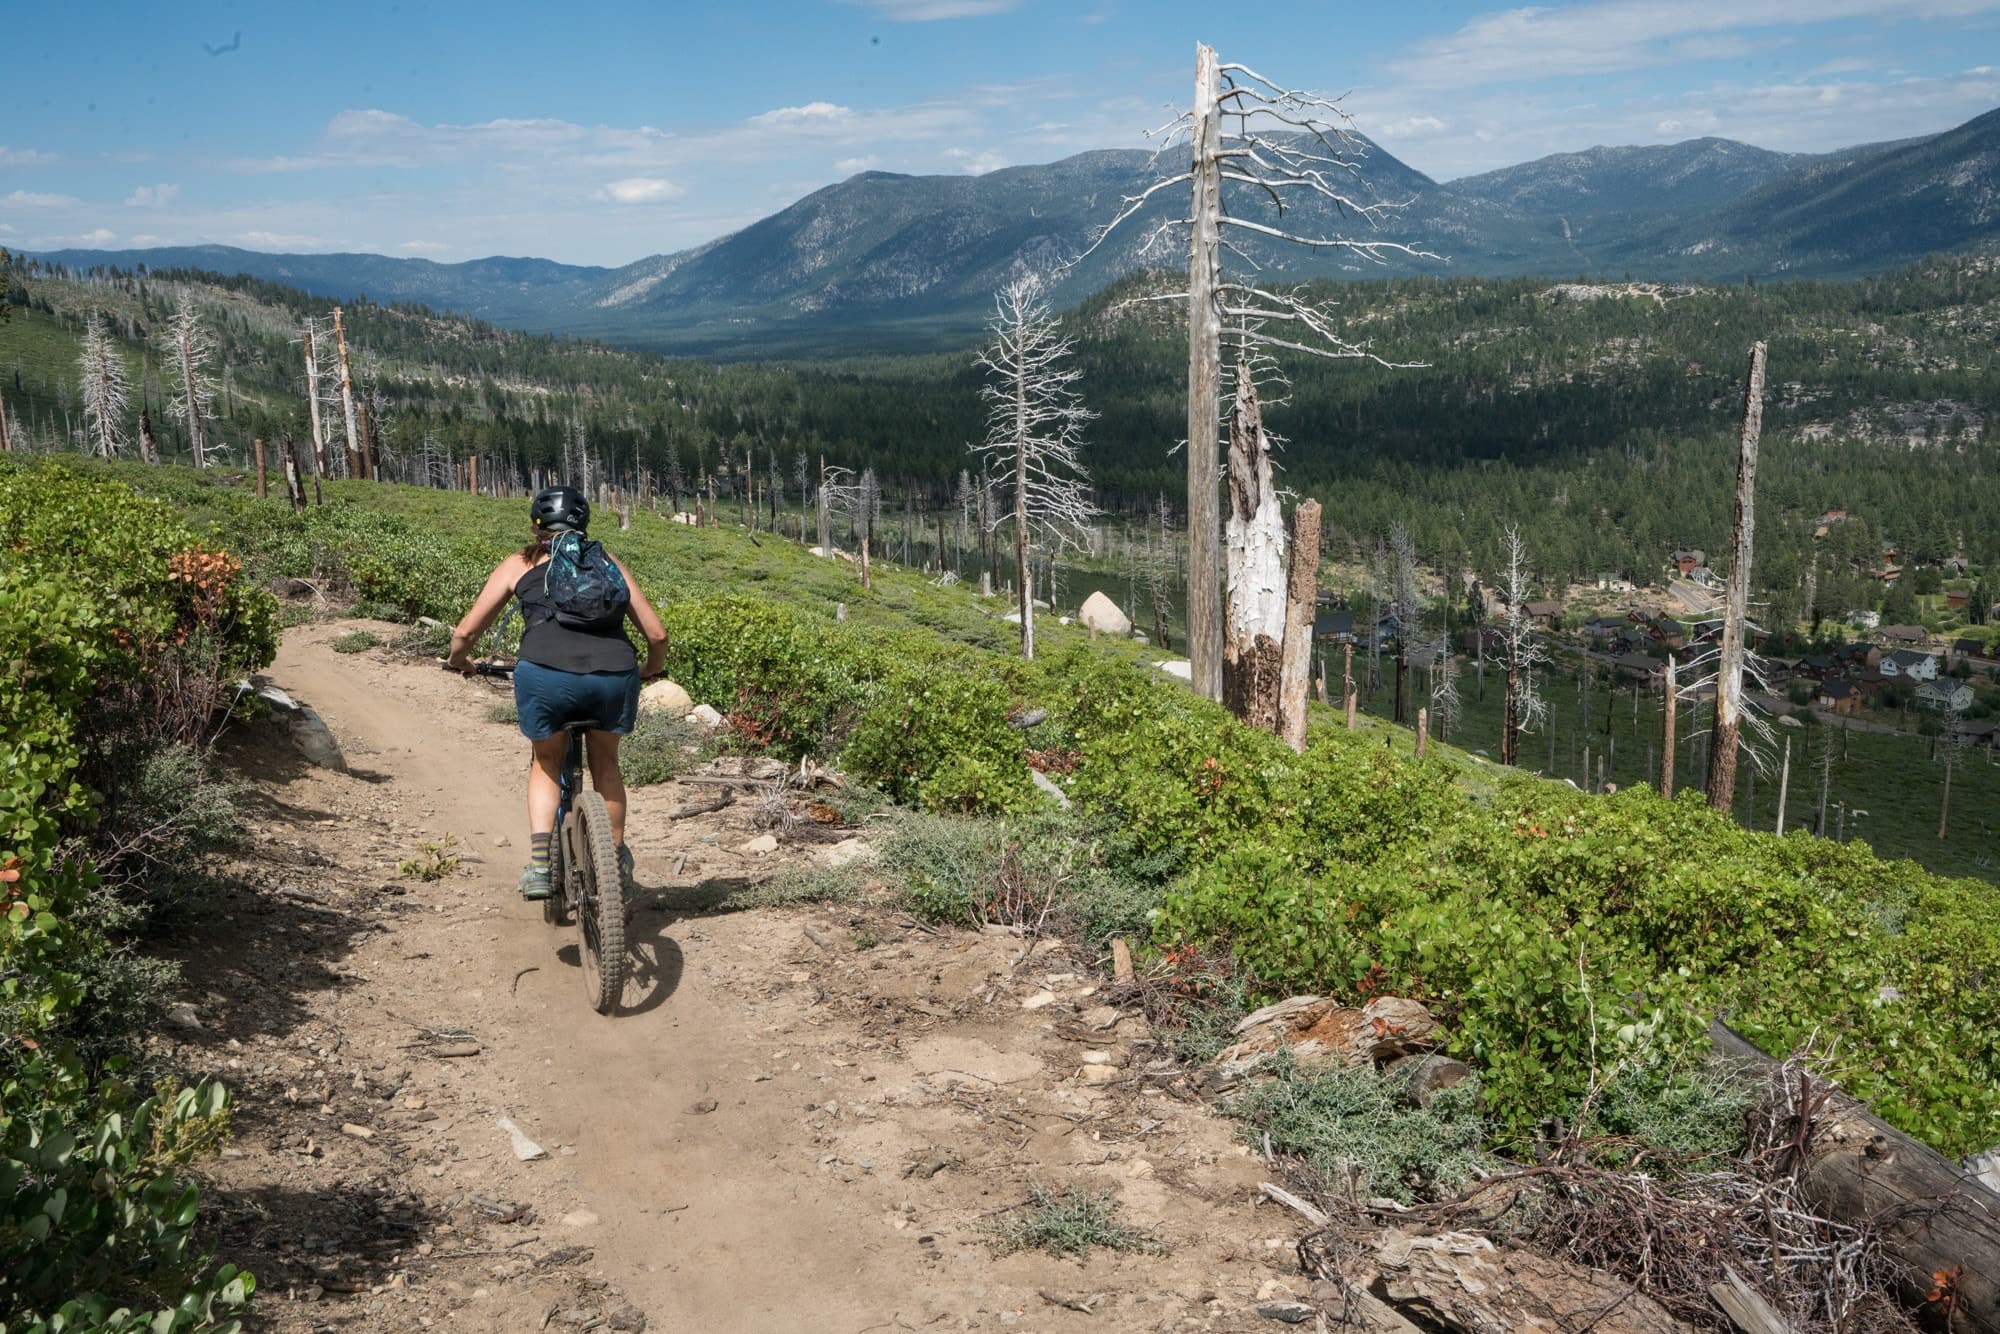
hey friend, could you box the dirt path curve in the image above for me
[176,623,1302,1333]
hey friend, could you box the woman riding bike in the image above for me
[447,485,668,900]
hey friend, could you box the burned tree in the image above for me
[1078,44,1434,701]
[1707,342,1768,810]
[1499,526,1548,768]
[1222,367,1287,721]
[972,274,1097,660]
[156,294,218,467]
[79,312,130,459]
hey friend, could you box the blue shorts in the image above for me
[513,661,640,740]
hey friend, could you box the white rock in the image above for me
[687,703,724,727]
[560,1209,599,1228]
[1030,768,1071,810]
[1156,659,1193,681]
[737,833,779,856]
[167,1003,202,1030]
[256,684,298,712]
[495,1117,547,1162]
[638,679,693,716]
[1078,591,1133,637]
[1021,990,1057,1011]
[1078,1064,1121,1084]
[823,838,874,868]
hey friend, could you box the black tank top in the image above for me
[514,559,637,675]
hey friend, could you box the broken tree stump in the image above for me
[1361,1228,1690,1333]
[1205,997,1438,1090]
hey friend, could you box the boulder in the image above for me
[1157,659,1193,681]
[687,703,724,728]
[1078,590,1133,637]
[823,838,874,868]
[1214,996,1438,1075]
[289,707,349,773]
[638,679,693,716]
[1030,768,1072,810]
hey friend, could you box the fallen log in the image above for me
[1710,1020,2000,1334]
[1359,1227,1690,1333]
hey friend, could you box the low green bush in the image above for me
[619,711,703,786]
[331,629,382,654]
[984,1183,1158,1259]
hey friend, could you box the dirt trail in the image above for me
[167,623,1309,1332]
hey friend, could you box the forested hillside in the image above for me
[4,247,1997,625]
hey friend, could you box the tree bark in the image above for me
[1221,369,1286,732]
[1277,500,1321,751]
[1662,655,1678,799]
[1709,341,1766,810]
[1415,707,1428,759]
[1344,642,1356,731]
[254,438,267,498]
[333,307,362,481]
[281,436,305,511]
[1185,42,1225,703]
[1775,737,1790,835]
[176,316,207,468]
[138,407,159,464]
[0,388,10,453]
[1709,1021,2000,1334]
[1015,366,1034,660]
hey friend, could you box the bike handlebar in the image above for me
[441,659,515,678]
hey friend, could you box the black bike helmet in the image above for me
[530,485,589,534]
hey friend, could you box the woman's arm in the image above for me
[448,556,525,671]
[610,553,669,679]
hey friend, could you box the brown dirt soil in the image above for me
[161,622,1321,1332]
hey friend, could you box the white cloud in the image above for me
[595,177,682,205]
[242,230,320,249]
[4,189,80,208]
[0,146,56,166]
[942,147,1008,174]
[124,184,180,208]
[834,155,882,174]
[77,229,117,246]
[0,223,13,234]
[849,0,1020,19]
[749,102,855,128]
[1378,115,1447,137]
[129,233,161,245]
[399,239,448,253]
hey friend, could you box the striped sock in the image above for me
[530,833,552,869]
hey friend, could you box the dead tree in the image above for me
[1707,342,1768,810]
[333,306,362,479]
[1940,693,1964,839]
[1499,526,1547,768]
[79,312,130,459]
[301,318,331,476]
[1077,43,1435,702]
[0,387,11,454]
[972,275,1097,660]
[1222,368,1287,722]
[1774,736,1791,835]
[1390,523,1419,725]
[1661,656,1678,798]
[1276,499,1321,751]
[157,294,217,467]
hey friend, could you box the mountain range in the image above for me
[29,107,2000,355]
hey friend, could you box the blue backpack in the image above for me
[543,531,630,631]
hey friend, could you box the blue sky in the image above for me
[3,0,1996,265]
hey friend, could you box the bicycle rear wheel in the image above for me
[572,790,627,1014]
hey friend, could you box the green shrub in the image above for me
[985,1184,1158,1259]
[619,711,702,786]
[842,650,1030,813]
[331,629,382,654]
[1583,1057,1754,1169]
[1229,1058,1489,1205]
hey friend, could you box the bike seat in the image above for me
[563,719,606,733]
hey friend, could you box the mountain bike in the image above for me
[452,662,628,1013]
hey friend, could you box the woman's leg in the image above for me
[527,733,568,834]
[584,730,627,844]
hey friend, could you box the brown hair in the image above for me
[520,533,550,562]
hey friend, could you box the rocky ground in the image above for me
[160,622,1347,1332]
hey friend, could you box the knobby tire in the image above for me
[574,790,627,1014]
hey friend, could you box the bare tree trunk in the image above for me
[176,319,208,468]
[281,436,305,511]
[1709,340,1766,810]
[1661,656,1677,799]
[1277,499,1322,751]
[1015,373,1034,660]
[1221,370,1286,730]
[0,388,10,453]
[333,307,362,481]
[1940,715,1957,840]
[468,454,478,498]
[1343,642,1355,730]
[1185,42,1225,702]
[1416,707,1428,759]
[138,407,159,464]
[302,324,327,477]
[1775,737,1791,835]
[254,438,267,498]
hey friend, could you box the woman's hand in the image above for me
[446,649,478,676]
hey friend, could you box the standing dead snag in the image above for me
[1661,655,1678,799]
[157,294,217,467]
[1075,43,1436,701]
[1222,367,1287,727]
[1277,499,1321,752]
[79,311,130,459]
[333,306,363,480]
[972,274,1097,661]
[1708,341,1767,810]
[1498,526,1547,768]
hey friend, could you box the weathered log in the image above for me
[1710,1020,2000,1334]
[1709,1267,1799,1334]
[1212,996,1438,1077]
[1360,1228,1690,1333]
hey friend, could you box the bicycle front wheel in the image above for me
[572,790,627,1014]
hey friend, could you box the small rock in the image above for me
[289,707,349,773]
[638,679,693,717]
[1021,990,1057,1011]
[495,1116,546,1161]
[560,1209,600,1228]
[1126,1158,1155,1179]
[340,1123,375,1140]
[1080,1050,1116,1066]
[1082,1005,1122,1031]
[1256,1302,1315,1324]
[167,1003,202,1030]
[686,1098,718,1115]
[823,838,874,868]
[1030,768,1071,810]
[607,1308,648,1333]
[686,703,724,727]
[736,833,779,856]
[1078,1065,1121,1084]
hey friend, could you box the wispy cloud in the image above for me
[848,0,1020,20]
[749,102,855,128]
[594,177,683,204]
[4,189,81,208]
[0,146,57,166]
[942,146,1008,173]
[1389,0,2000,89]
[834,155,882,174]
[399,239,448,252]
[76,228,117,246]
[242,229,321,249]
[125,183,180,207]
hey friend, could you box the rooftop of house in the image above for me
[1878,624,1928,642]
[1886,648,1937,668]
[1820,680,1858,699]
